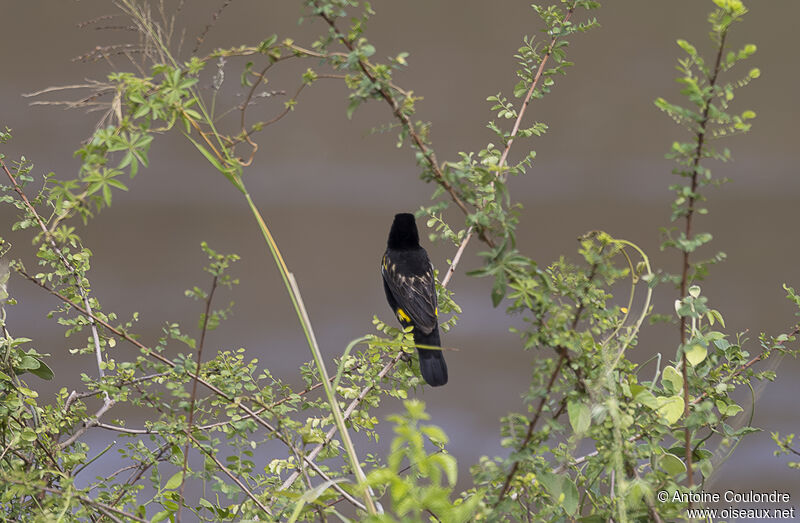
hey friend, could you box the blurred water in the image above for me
[2,1,799,519]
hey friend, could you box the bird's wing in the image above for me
[382,255,438,334]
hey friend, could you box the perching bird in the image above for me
[381,213,448,386]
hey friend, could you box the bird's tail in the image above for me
[414,327,448,387]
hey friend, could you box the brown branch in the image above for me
[185,432,273,517]
[495,258,597,505]
[440,6,575,283]
[192,0,234,54]
[279,351,403,491]
[73,371,170,400]
[2,478,147,522]
[1,157,108,401]
[678,29,728,494]
[15,265,373,513]
[495,353,567,503]
[314,5,476,229]
[110,443,171,507]
[58,399,116,450]
[238,81,307,166]
[178,272,219,521]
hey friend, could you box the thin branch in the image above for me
[185,432,273,517]
[279,351,403,491]
[440,227,473,288]
[495,353,567,504]
[237,81,307,166]
[111,443,171,507]
[495,258,597,505]
[192,0,234,54]
[677,28,728,493]
[58,399,116,450]
[1,158,108,402]
[2,478,147,522]
[73,371,171,400]
[14,262,372,513]
[178,272,219,520]
[441,5,575,280]
[314,4,475,227]
[96,422,157,435]
[197,373,336,431]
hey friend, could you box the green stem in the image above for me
[242,190,377,515]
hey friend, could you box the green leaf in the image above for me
[685,343,707,366]
[660,452,687,477]
[634,389,659,410]
[491,273,506,307]
[28,358,54,380]
[661,365,683,394]
[656,396,684,425]
[17,355,41,371]
[676,39,698,57]
[431,452,458,486]
[185,135,225,173]
[567,400,591,434]
[164,471,184,490]
[561,476,579,516]
[420,425,449,446]
[698,458,714,478]
[539,472,579,516]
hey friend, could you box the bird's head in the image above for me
[387,213,420,249]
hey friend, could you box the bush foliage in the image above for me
[1,0,797,521]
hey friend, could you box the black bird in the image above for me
[381,213,448,386]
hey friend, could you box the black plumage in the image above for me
[381,213,448,386]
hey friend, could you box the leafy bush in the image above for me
[1,0,796,521]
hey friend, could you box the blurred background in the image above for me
[1,0,798,517]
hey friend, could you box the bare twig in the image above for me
[96,422,157,435]
[440,227,473,288]
[192,0,234,54]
